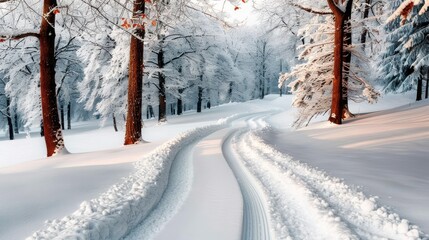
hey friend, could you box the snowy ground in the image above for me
[0,94,428,239]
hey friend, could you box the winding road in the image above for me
[124,111,423,240]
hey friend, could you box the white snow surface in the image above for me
[1,94,428,240]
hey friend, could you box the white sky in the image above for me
[213,0,259,26]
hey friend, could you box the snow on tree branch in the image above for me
[387,0,429,25]
[291,3,333,15]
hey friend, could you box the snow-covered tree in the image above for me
[380,0,429,100]
[281,8,379,127]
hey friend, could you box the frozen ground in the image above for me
[0,94,428,239]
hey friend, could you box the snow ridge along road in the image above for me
[27,114,244,240]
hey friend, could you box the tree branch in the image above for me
[0,32,40,40]
[290,3,333,15]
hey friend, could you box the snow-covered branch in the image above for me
[290,3,333,15]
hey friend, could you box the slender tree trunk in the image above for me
[6,98,14,140]
[40,0,64,156]
[360,0,371,50]
[158,46,167,123]
[327,0,348,125]
[124,0,145,145]
[425,76,429,99]
[149,105,154,118]
[177,98,183,115]
[14,112,19,134]
[228,82,233,102]
[67,102,71,130]
[197,86,203,113]
[40,120,44,137]
[416,77,423,101]
[60,103,65,130]
[113,113,118,132]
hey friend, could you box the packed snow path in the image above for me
[27,109,426,240]
[130,111,425,240]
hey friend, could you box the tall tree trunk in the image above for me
[124,0,145,145]
[158,46,167,123]
[327,0,351,125]
[360,0,371,50]
[197,86,203,113]
[6,98,14,140]
[14,112,19,134]
[113,113,118,132]
[425,78,429,99]
[60,103,65,130]
[67,102,71,130]
[228,82,233,102]
[40,0,64,156]
[417,77,423,101]
[177,98,183,115]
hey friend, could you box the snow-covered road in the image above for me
[21,99,428,240]
[124,111,426,240]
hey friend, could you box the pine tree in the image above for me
[380,0,429,101]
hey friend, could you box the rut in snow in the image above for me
[223,129,273,240]
[229,115,425,240]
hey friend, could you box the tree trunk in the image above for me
[360,0,371,50]
[67,102,71,130]
[6,98,14,140]
[197,86,203,113]
[40,0,64,156]
[425,78,429,99]
[417,77,423,101]
[158,47,167,123]
[60,103,65,130]
[113,113,118,132]
[124,0,145,145]
[40,120,44,137]
[342,6,354,119]
[177,98,183,115]
[228,82,233,102]
[327,0,348,125]
[14,112,19,134]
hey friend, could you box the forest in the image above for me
[0,0,429,240]
[0,0,427,154]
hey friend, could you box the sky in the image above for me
[213,0,259,26]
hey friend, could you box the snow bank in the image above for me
[27,115,241,240]
[234,118,427,239]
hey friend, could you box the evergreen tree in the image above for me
[379,0,429,101]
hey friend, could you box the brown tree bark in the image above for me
[327,0,353,125]
[124,0,145,145]
[342,4,354,119]
[40,0,64,156]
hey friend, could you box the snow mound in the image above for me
[233,117,427,239]
[27,114,243,240]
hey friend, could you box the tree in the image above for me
[381,0,429,101]
[280,3,379,127]
[124,0,146,144]
[1,0,64,156]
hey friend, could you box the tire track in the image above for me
[223,129,274,240]
[232,114,425,240]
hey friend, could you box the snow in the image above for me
[1,94,428,239]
